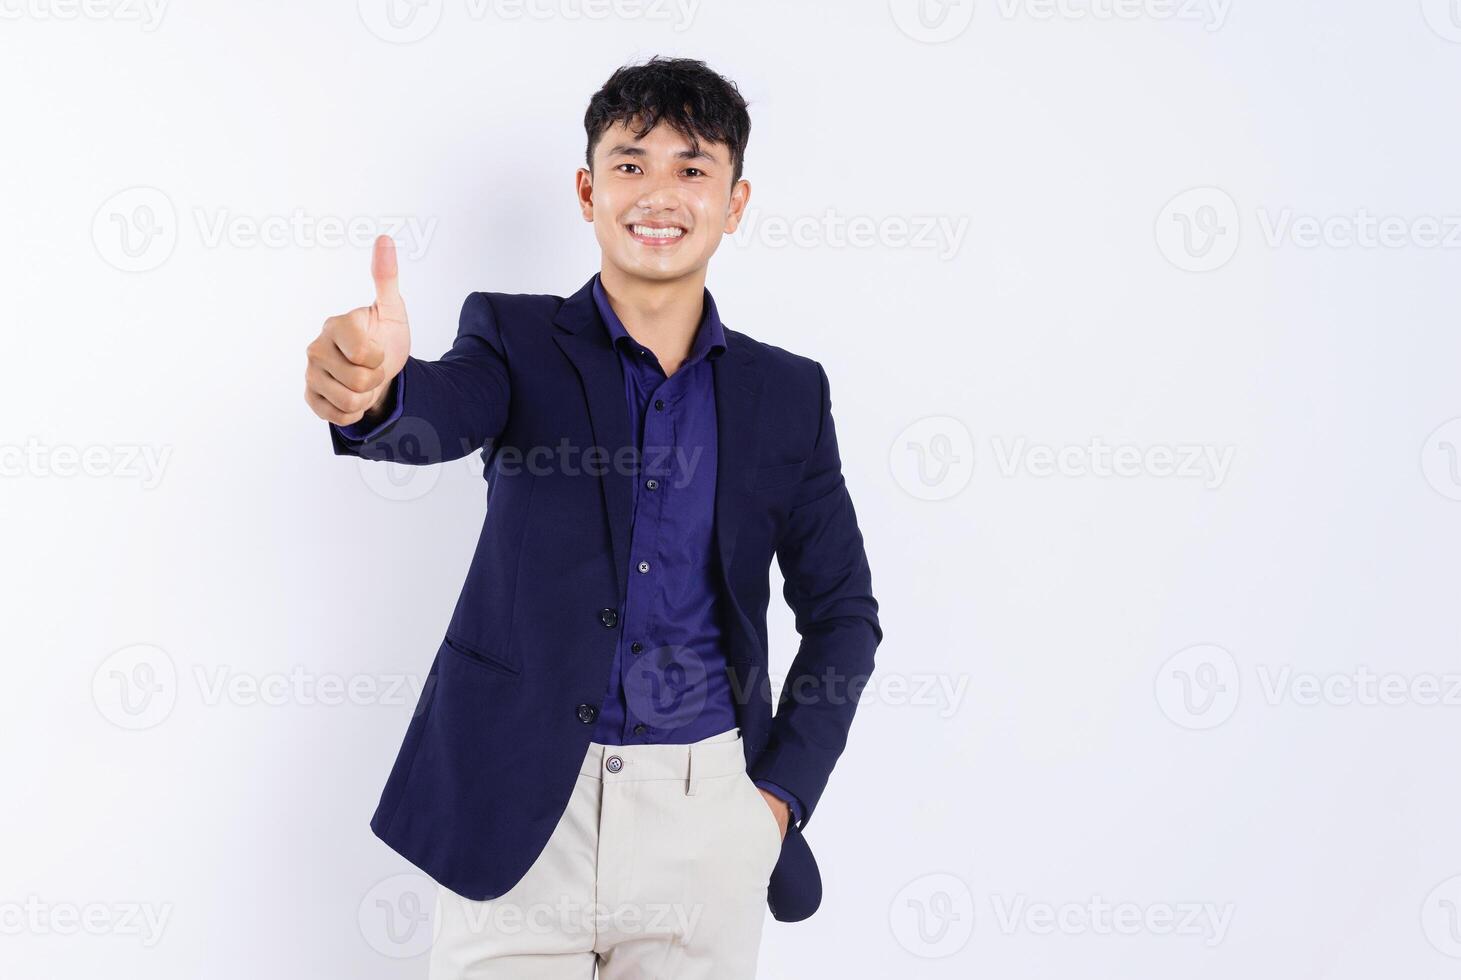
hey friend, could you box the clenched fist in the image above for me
[305,235,412,426]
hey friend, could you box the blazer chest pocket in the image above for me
[751,458,807,492]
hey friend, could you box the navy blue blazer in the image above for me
[329,276,882,922]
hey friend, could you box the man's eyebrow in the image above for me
[603,143,721,163]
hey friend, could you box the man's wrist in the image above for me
[752,779,804,826]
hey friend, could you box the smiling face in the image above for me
[577,118,751,286]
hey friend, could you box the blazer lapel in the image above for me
[552,278,635,602]
[712,328,764,640]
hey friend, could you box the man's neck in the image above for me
[598,265,707,376]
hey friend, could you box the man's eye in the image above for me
[683,168,704,178]
[617,164,642,174]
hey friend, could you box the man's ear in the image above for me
[723,178,752,234]
[575,167,595,222]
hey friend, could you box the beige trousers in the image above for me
[428,728,783,979]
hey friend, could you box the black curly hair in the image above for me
[584,57,751,183]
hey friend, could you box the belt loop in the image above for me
[686,743,698,797]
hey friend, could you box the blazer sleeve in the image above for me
[328,291,510,464]
[747,361,882,826]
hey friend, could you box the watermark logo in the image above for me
[1155,187,1241,273]
[889,873,975,958]
[93,188,437,272]
[1155,643,1240,730]
[93,187,177,273]
[1421,417,1461,502]
[93,647,432,726]
[1421,0,1461,43]
[354,417,445,502]
[891,422,1236,500]
[888,0,977,42]
[890,416,976,502]
[1158,648,1461,728]
[359,873,440,958]
[92,644,178,730]
[1158,188,1461,270]
[358,0,443,42]
[624,644,711,731]
[1423,874,1461,958]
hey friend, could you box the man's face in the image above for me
[577,119,750,284]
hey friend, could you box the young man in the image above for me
[304,57,881,977]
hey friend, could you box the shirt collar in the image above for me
[592,273,727,366]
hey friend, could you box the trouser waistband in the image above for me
[579,727,745,795]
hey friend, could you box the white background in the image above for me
[4,0,1461,976]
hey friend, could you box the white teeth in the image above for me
[631,224,685,239]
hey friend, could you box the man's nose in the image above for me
[636,178,682,213]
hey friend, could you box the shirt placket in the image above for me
[618,367,680,742]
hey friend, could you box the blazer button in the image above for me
[599,608,618,628]
[576,703,598,724]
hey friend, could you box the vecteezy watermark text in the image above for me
[356,0,700,44]
[732,208,970,260]
[988,894,1234,946]
[1,439,171,489]
[986,437,1235,489]
[92,186,438,273]
[0,0,168,29]
[92,644,435,730]
[0,897,172,947]
[889,0,1231,44]
[1157,645,1461,730]
[1156,187,1461,272]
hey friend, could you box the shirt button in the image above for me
[633,724,647,736]
[630,641,643,654]
[606,755,624,773]
[645,479,658,490]
[654,399,665,411]
[576,703,598,724]
[637,561,650,573]
[599,608,618,628]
